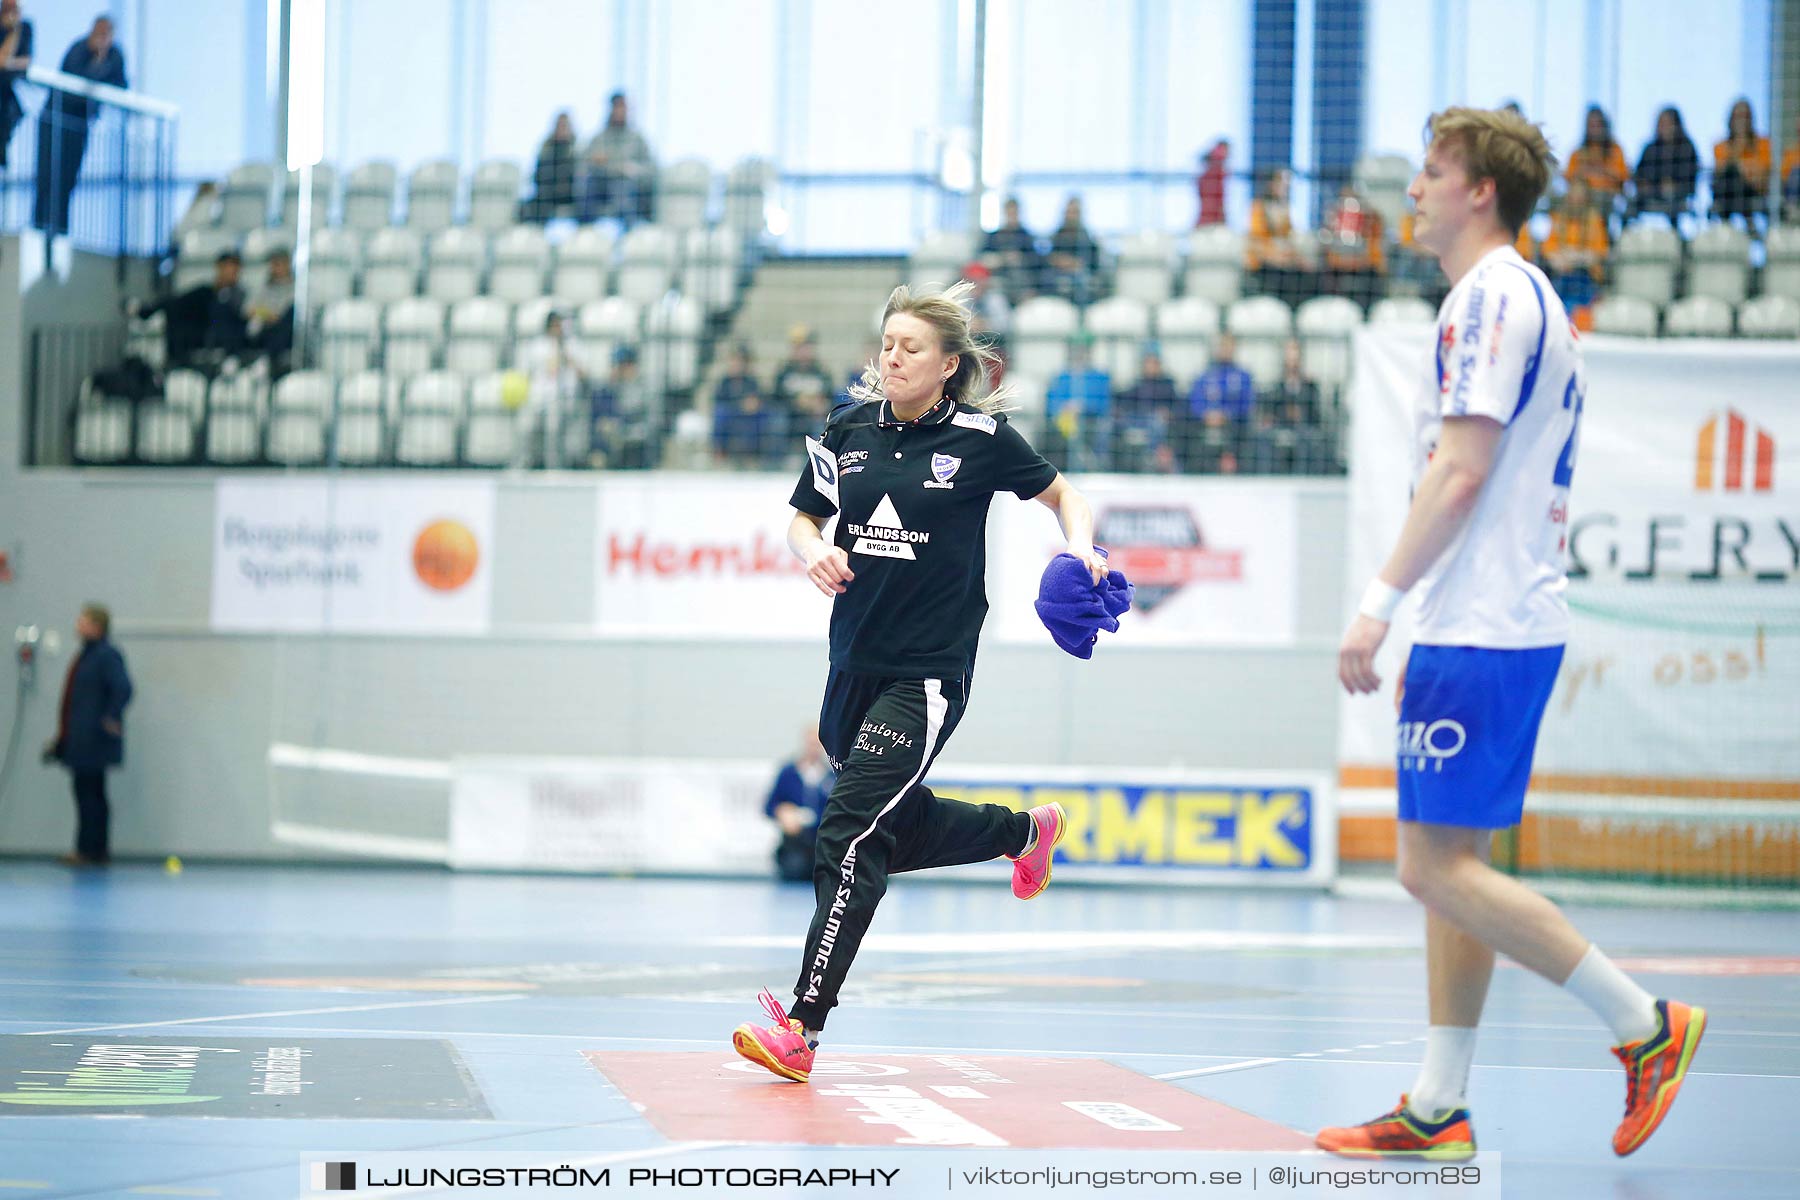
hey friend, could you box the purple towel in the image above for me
[1034,549,1134,659]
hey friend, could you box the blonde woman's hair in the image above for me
[847,280,1015,415]
[1424,106,1557,235]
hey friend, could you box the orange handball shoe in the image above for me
[1612,998,1707,1156]
[730,988,815,1083]
[1315,1095,1477,1161]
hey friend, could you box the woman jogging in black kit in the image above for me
[731,281,1105,1083]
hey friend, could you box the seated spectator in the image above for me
[1393,210,1447,305]
[788,380,831,446]
[1247,168,1312,302]
[1112,345,1179,473]
[1251,338,1323,474]
[711,344,778,466]
[1630,106,1699,223]
[1780,112,1800,222]
[1185,332,1256,424]
[1259,339,1322,429]
[1321,183,1386,309]
[1180,332,1254,473]
[587,347,653,468]
[522,111,578,222]
[1540,178,1609,311]
[1045,336,1111,471]
[520,310,597,467]
[579,91,654,225]
[765,725,834,883]
[772,325,835,426]
[980,195,1042,300]
[130,251,247,370]
[1195,139,1229,228]
[1044,195,1101,306]
[1712,97,1770,223]
[964,262,1012,344]
[837,342,879,412]
[244,248,295,368]
[1565,105,1628,216]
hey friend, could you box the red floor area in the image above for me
[586,1051,1314,1150]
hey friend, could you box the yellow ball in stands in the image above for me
[500,371,530,411]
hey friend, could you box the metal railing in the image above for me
[0,64,178,261]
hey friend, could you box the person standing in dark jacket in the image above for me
[42,603,133,866]
[764,725,835,882]
[0,1,34,169]
[34,14,126,236]
[1630,107,1699,223]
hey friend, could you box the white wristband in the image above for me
[1358,578,1405,622]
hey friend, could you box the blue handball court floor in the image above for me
[0,863,1793,1199]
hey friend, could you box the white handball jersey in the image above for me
[1412,243,1582,648]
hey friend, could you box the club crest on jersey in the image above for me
[924,453,962,489]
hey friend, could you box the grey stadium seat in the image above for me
[135,405,195,464]
[1663,295,1734,338]
[469,160,524,232]
[1588,296,1660,337]
[406,159,461,233]
[1686,223,1752,306]
[490,225,552,304]
[342,160,398,232]
[1611,224,1680,308]
[395,410,458,466]
[205,409,262,464]
[266,410,326,466]
[551,227,615,307]
[1737,295,1800,339]
[333,408,387,466]
[74,401,133,464]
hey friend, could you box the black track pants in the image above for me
[787,669,1032,1030]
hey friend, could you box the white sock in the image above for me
[1408,1026,1478,1118]
[1016,821,1037,857]
[1563,944,1660,1045]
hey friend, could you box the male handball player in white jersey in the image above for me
[1319,106,1705,1160]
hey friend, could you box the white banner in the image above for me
[594,474,829,639]
[1339,329,1800,789]
[449,757,778,873]
[211,478,496,634]
[991,476,1300,646]
[447,757,1332,885]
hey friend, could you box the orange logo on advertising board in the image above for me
[413,520,480,591]
[1695,410,1774,493]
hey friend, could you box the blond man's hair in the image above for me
[81,603,111,636]
[1425,106,1556,236]
[847,281,1014,415]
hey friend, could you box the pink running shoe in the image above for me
[731,988,814,1083]
[1008,802,1067,900]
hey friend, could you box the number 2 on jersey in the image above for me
[1554,374,1584,487]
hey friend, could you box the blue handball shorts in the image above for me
[1396,643,1565,829]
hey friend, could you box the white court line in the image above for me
[1177,1055,1799,1081]
[1153,1058,1286,1081]
[1156,1036,1424,1080]
[21,993,530,1036]
[712,931,1420,954]
[30,1017,1791,1083]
